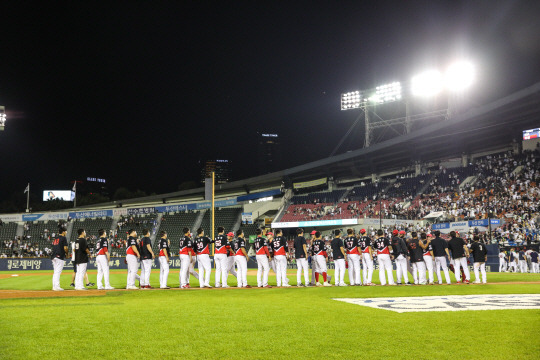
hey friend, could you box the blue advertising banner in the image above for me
[431,223,450,230]
[126,207,156,216]
[22,214,44,221]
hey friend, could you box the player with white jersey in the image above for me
[213,227,229,288]
[158,231,170,289]
[125,229,141,290]
[344,228,361,286]
[139,229,155,289]
[498,250,507,272]
[312,231,331,286]
[95,229,114,290]
[194,228,212,288]
[470,235,488,284]
[272,229,290,287]
[358,229,374,285]
[254,228,272,288]
[373,229,395,286]
[421,233,435,285]
[179,228,193,289]
[232,230,250,288]
[51,224,69,291]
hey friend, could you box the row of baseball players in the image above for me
[498,247,540,273]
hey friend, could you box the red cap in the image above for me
[310,230,317,235]
[399,230,406,235]
[266,232,273,236]
[392,230,398,235]
[360,229,366,234]
[427,233,433,237]
[227,232,234,237]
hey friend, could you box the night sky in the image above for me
[1,1,539,201]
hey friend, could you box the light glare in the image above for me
[445,61,475,91]
[411,70,443,97]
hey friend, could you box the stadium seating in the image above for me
[152,211,199,254]
[0,222,19,256]
[200,207,242,237]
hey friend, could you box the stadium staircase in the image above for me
[192,210,205,233]
[66,220,74,240]
[232,211,243,232]
[338,188,352,202]
[15,223,24,238]
[273,189,293,223]
[460,176,477,190]
[150,213,163,245]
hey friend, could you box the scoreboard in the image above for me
[523,128,540,140]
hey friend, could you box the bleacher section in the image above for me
[200,207,242,237]
[0,222,19,256]
[152,211,199,254]
[70,218,114,243]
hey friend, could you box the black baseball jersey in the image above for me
[373,237,391,255]
[312,239,326,256]
[272,236,287,256]
[358,236,372,253]
[96,237,109,256]
[227,240,236,256]
[75,237,89,264]
[470,242,487,262]
[293,236,307,259]
[391,236,408,256]
[254,237,269,256]
[531,251,539,263]
[159,237,170,257]
[448,237,467,259]
[233,238,246,256]
[179,236,193,255]
[214,235,228,254]
[139,237,153,259]
[331,238,345,260]
[195,236,212,255]
[126,236,139,256]
[518,250,525,261]
[430,237,448,257]
[344,236,360,255]
[407,239,423,263]
[422,240,433,256]
[51,235,68,260]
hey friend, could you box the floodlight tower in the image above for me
[0,106,6,131]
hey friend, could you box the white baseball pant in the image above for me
[75,262,88,289]
[256,255,270,287]
[140,259,153,287]
[96,254,111,289]
[362,253,374,284]
[423,255,434,284]
[334,258,346,285]
[347,254,361,285]
[453,257,470,282]
[189,256,199,282]
[519,260,528,273]
[159,256,169,288]
[510,261,517,272]
[473,262,487,283]
[197,254,211,287]
[179,254,191,287]
[126,254,139,288]
[310,257,318,284]
[296,258,309,285]
[214,253,228,287]
[274,255,288,286]
[531,262,539,273]
[395,254,409,284]
[435,256,451,284]
[227,256,237,278]
[499,259,507,272]
[235,255,248,287]
[52,258,65,289]
[377,253,394,285]
[411,261,427,284]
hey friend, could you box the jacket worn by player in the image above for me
[140,237,153,259]
[373,236,391,255]
[195,236,212,255]
[159,238,170,257]
[96,237,109,256]
[358,236,372,254]
[407,238,423,263]
[126,236,139,257]
[272,236,288,256]
[254,236,270,256]
[179,236,193,255]
[233,238,247,256]
[214,235,229,255]
[344,236,360,255]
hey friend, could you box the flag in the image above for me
[24,184,29,194]
[72,182,77,192]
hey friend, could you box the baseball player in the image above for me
[498,250,507,272]
[312,231,331,286]
[391,230,410,285]
[95,229,114,290]
[470,235,488,284]
[344,229,361,286]
[430,230,451,284]
[226,231,238,281]
[530,250,539,273]
[70,240,94,288]
[126,229,141,290]
[179,228,193,288]
[214,227,229,288]
[254,228,272,288]
[309,230,318,285]
[359,229,374,285]
[194,228,212,288]
[331,230,347,286]
[447,231,470,284]
[420,233,435,285]
[232,229,250,288]
[373,229,395,286]
[272,229,290,287]
[509,248,518,272]
[74,229,91,290]
[51,224,69,291]
[518,248,528,273]
[293,228,309,287]
[158,230,170,289]
[139,229,155,289]
[407,232,426,284]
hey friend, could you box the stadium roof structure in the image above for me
[84,82,540,209]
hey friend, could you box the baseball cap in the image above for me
[392,230,398,235]
[399,230,406,235]
[266,232,274,236]
[227,232,234,237]
[360,229,366,234]
[310,230,317,235]
[427,233,433,237]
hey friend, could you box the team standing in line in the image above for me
[48,222,521,290]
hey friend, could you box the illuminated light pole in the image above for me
[0,106,6,131]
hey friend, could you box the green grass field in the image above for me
[0,269,539,360]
